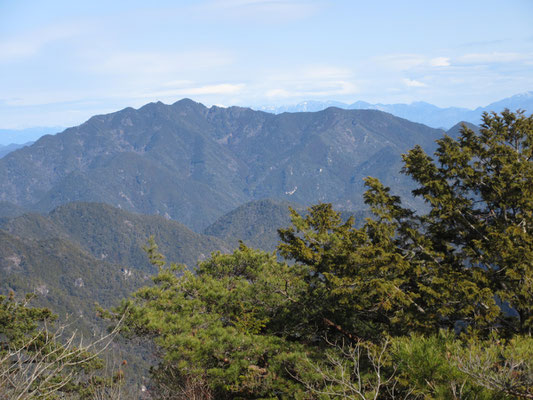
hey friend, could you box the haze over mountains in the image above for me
[257,91,533,129]
[1,92,530,151]
[0,99,453,231]
[0,127,62,146]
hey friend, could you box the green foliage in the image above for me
[277,198,486,339]
[0,293,55,348]
[115,244,313,398]
[402,110,533,335]
[392,332,495,399]
[0,230,144,337]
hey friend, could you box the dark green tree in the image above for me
[401,109,533,335]
[113,245,314,399]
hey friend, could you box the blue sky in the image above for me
[1,0,532,129]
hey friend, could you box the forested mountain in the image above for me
[0,202,230,272]
[445,121,480,138]
[0,229,146,332]
[204,199,305,250]
[0,201,235,341]
[205,198,370,251]
[0,100,447,231]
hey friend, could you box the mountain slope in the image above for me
[204,199,305,251]
[0,142,34,159]
[0,100,446,230]
[0,229,146,331]
[445,121,480,139]
[205,198,371,252]
[0,202,230,271]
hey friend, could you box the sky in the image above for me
[1,0,532,129]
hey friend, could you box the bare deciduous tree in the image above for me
[291,338,416,400]
[0,313,126,400]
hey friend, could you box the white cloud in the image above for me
[429,57,451,67]
[374,54,453,70]
[403,78,427,88]
[261,64,358,100]
[264,80,357,99]
[300,66,352,80]
[0,82,245,108]
[180,83,245,95]
[131,83,245,102]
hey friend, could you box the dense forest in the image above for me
[1,110,532,399]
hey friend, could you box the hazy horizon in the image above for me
[1,0,533,129]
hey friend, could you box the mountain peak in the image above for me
[172,98,206,109]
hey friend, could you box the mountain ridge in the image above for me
[0,100,454,231]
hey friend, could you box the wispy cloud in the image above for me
[457,52,533,65]
[0,23,85,63]
[140,83,245,98]
[374,54,453,71]
[429,57,451,67]
[1,82,245,108]
[403,78,427,88]
[262,65,358,99]
[373,54,426,71]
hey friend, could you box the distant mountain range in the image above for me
[1,92,530,146]
[0,99,460,231]
[256,91,533,129]
[0,141,34,159]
